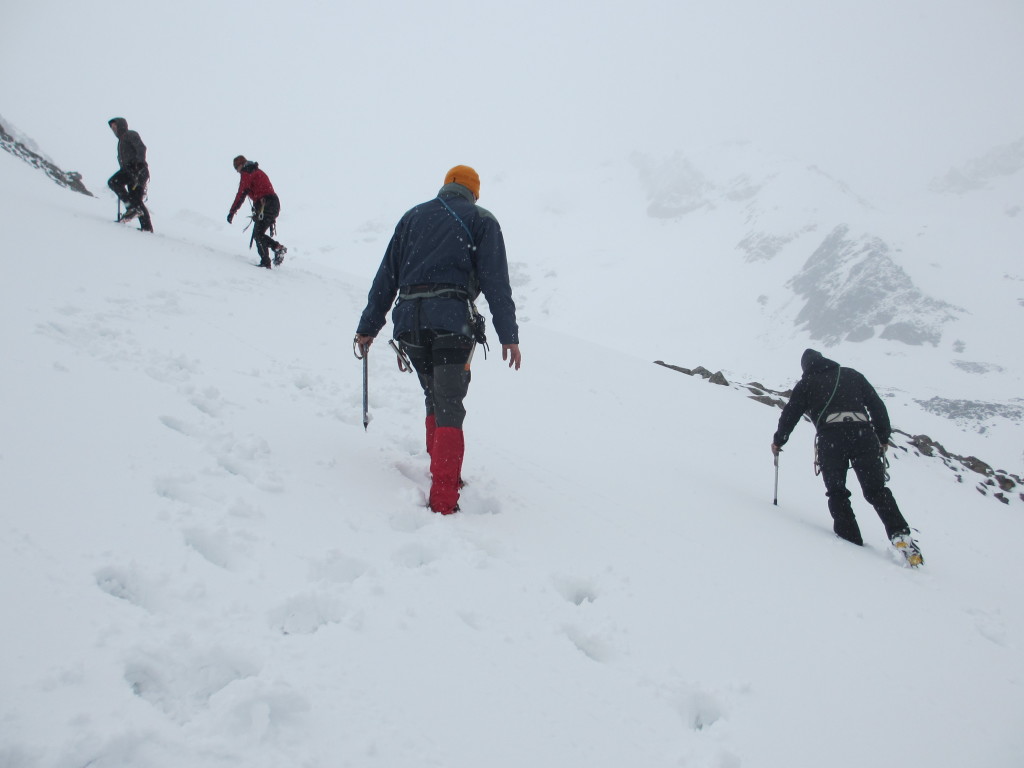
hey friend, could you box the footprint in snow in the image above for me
[95,564,161,612]
[123,645,260,724]
[268,592,348,635]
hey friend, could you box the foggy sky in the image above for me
[3,0,1022,212]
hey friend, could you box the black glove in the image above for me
[227,212,234,224]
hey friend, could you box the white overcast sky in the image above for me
[3,0,1022,201]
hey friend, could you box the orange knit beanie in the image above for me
[444,165,480,199]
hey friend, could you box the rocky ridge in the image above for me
[0,117,93,196]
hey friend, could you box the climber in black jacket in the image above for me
[772,349,923,564]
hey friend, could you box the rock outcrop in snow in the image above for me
[788,225,961,346]
[0,115,93,196]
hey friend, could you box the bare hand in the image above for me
[502,344,522,370]
[771,443,781,456]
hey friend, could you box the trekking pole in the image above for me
[353,338,369,430]
[773,453,780,506]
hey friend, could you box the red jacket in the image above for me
[229,162,276,216]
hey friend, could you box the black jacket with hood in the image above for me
[773,349,892,447]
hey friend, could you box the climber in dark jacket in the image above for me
[107,117,152,232]
[771,349,923,564]
[355,165,521,515]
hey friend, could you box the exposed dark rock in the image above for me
[0,119,93,196]
[915,396,1024,431]
[653,361,693,376]
[738,226,816,262]
[952,360,1005,375]
[708,371,729,386]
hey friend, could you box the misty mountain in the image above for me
[788,224,961,346]
[930,134,1024,195]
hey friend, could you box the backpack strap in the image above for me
[436,195,477,251]
[431,196,489,356]
[815,366,842,429]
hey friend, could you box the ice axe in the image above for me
[773,450,780,506]
[353,338,369,430]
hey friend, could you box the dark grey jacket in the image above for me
[108,117,147,170]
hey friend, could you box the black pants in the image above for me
[108,165,152,231]
[253,194,282,262]
[398,331,474,429]
[817,425,909,542]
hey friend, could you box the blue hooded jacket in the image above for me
[356,183,519,344]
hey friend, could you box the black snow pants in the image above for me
[252,194,282,263]
[816,424,910,544]
[108,163,152,231]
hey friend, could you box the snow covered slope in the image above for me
[2,137,1023,768]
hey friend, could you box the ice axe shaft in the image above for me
[773,453,779,506]
[353,338,370,430]
[362,354,368,430]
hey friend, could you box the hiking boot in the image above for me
[257,258,272,269]
[890,532,924,567]
[272,245,287,266]
[120,205,140,222]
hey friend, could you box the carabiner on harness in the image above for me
[388,339,413,373]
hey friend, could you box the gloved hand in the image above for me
[354,334,374,358]
[227,212,234,224]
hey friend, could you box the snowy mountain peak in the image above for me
[789,224,961,346]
